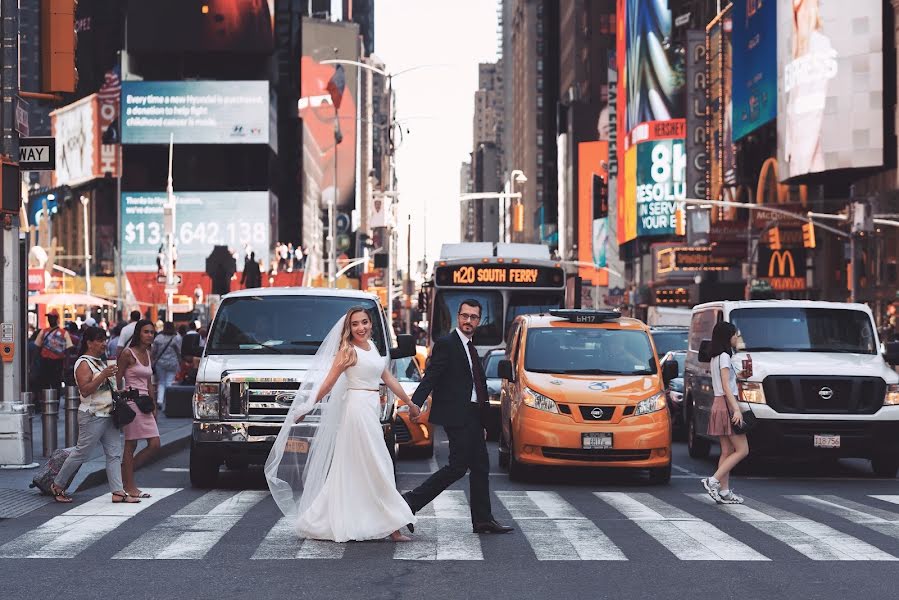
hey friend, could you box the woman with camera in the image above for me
[49,327,139,504]
[116,319,161,499]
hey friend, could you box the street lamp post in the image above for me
[507,170,527,242]
[80,196,91,296]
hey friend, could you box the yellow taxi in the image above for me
[392,351,434,458]
[497,309,677,483]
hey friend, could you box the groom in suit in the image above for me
[403,299,514,534]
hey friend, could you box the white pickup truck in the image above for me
[189,287,415,487]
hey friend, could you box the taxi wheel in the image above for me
[687,408,711,459]
[508,440,530,482]
[498,429,510,469]
[648,463,672,484]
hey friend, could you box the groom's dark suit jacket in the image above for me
[411,331,487,427]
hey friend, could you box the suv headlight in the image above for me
[739,382,766,404]
[634,392,666,416]
[194,383,220,419]
[885,384,899,405]
[522,387,558,414]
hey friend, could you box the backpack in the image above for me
[41,328,67,360]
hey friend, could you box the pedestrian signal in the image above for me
[802,222,816,249]
[767,226,782,250]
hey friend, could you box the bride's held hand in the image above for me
[407,403,421,420]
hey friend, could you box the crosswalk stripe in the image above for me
[113,490,268,560]
[496,491,625,560]
[596,492,768,561]
[690,494,896,561]
[0,488,180,559]
[394,490,482,560]
[791,494,899,546]
[252,517,346,559]
[870,495,899,508]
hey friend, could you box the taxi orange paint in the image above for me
[393,351,434,458]
[497,309,676,483]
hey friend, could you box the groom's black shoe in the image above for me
[402,493,415,533]
[473,520,514,534]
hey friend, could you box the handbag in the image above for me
[151,336,175,376]
[731,407,758,435]
[134,394,155,414]
[110,388,138,428]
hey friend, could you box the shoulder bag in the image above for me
[151,336,175,376]
[81,355,137,428]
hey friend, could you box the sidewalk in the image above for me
[0,408,192,519]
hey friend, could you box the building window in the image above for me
[537,96,543,108]
[537,58,543,72]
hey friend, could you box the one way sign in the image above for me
[18,137,55,171]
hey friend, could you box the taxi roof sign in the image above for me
[548,309,620,324]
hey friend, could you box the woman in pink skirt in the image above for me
[116,319,160,499]
[701,321,749,505]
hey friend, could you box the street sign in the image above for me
[156,274,183,285]
[18,137,55,171]
[15,98,29,137]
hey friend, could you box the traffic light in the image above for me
[802,222,816,249]
[512,203,524,233]
[592,174,608,219]
[767,226,782,250]
[41,0,77,93]
[0,159,21,215]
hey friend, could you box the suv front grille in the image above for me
[763,376,884,415]
[224,376,302,420]
[578,406,616,421]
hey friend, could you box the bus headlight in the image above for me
[634,392,666,416]
[885,384,899,405]
[739,382,767,404]
[194,383,220,420]
[523,387,559,414]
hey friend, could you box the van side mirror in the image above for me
[698,340,712,363]
[884,341,899,366]
[662,360,679,387]
[497,359,515,382]
[390,334,416,359]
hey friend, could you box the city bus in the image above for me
[422,243,568,356]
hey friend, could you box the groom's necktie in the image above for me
[467,341,488,406]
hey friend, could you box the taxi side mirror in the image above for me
[662,360,678,387]
[698,340,712,363]
[390,334,416,359]
[497,359,515,383]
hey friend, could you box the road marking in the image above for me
[791,494,899,547]
[252,517,346,559]
[161,468,189,473]
[114,490,267,560]
[672,464,699,477]
[394,490,483,560]
[690,494,896,561]
[0,488,180,559]
[596,492,768,561]
[496,491,625,560]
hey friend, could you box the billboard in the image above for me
[51,94,119,186]
[636,136,685,237]
[301,18,359,211]
[120,191,271,272]
[706,10,736,202]
[121,81,272,146]
[732,0,777,140]
[577,141,609,286]
[777,0,884,180]
[624,0,685,131]
[685,30,708,201]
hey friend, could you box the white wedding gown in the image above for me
[294,343,416,542]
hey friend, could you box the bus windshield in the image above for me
[505,291,564,335]
[432,290,503,346]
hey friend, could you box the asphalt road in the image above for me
[2,430,899,600]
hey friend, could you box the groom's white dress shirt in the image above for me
[456,327,479,404]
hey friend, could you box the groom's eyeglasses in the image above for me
[458,313,481,322]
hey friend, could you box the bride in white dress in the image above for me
[265,306,420,542]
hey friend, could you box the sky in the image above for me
[373,0,499,277]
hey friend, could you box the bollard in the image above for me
[20,392,35,464]
[64,387,80,447]
[41,389,59,456]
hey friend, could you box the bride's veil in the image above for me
[264,315,350,520]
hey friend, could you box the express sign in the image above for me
[435,265,564,288]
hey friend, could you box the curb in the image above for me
[73,424,192,493]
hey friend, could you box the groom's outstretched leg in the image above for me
[404,425,470,513]
[468,419,492,524]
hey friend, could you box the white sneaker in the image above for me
[719,490,744,504]
[701,478,722,503]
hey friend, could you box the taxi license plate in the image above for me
[814,434,840,449]
[285,438,310,454]
[583,433,612,450]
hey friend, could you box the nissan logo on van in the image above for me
[818,387,834,400]
[590,407,605,419]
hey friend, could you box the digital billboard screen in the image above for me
[121,81,272,145]
[732,0,777,140]
[121,191,271,272]
[636,137,686,237]
[777,0,884,180]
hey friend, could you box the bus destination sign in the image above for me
[436,264,564,288]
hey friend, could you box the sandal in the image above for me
[50,483,73,504]
[112,491,141,504]
[133,490,151,499]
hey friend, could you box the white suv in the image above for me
[684,300,899,477]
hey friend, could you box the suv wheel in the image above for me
[871,455,899,478]
[189,440,220,488]
[648,462,672,484]
[687,406,711,459]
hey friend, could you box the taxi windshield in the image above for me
[524,327,657,375]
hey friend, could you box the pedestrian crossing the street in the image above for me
[4,488,899,562]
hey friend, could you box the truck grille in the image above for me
[223,375,302,420]
[762,376,884,415]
